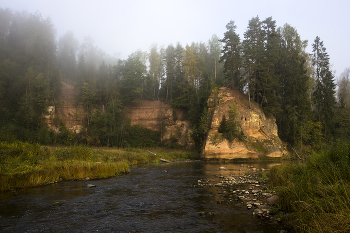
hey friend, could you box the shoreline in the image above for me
[0,142,199,191]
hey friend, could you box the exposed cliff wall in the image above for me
[202,87,283,159]
[125,100,192,147]
[45,81,192,147]
[44,81,84,134]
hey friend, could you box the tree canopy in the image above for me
[0,7,347,149]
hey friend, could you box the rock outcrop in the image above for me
[45,81,191,146]
[125,100,192,147]
[45,81,84,134]
[202,87,283,159]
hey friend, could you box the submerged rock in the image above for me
[50,202,63,206]
[267,195,280,205]
[86,184,96,188]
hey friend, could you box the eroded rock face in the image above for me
[125,99,192,147]
[202,87,283,159]
[46,82,191,146]
[45,81,85,134]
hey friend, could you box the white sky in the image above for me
[2,0,349,77]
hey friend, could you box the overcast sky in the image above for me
[2,0,349,77]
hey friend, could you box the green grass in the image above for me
[0,141,199,191]
[267,141,350,233]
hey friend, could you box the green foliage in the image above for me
[125,124,161,148]
[218,115,227,134]
[311,36,336,141]
[120,52,147,103]
[334,106,350,140]
[267,140,350,232]
[249,139,268,154]
[220,21,243,90]
[275,24,312,146]
[218,102,244,143]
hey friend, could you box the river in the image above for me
[0,161,285,233]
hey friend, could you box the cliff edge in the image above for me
[202,87,283,159]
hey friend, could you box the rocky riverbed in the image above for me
[194,164,288,228]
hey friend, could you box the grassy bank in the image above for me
[267,141,350,233]
[0,141,199,191]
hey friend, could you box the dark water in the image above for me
[0,161,284,233]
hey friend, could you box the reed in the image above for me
[267,141,350,233]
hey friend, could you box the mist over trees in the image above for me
[0,7,348,150]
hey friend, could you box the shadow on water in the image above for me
[0,161,285,232]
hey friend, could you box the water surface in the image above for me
[0,161,284,232]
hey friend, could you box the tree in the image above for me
[57,31,79,81]
[218,103,242,143]
[220,21,242,90]
[337,68,350,108]
[259,17,280,116]
[182,45,201,88]
[243,16,265,106]
[208,34,224,84]
[76,54,86,84]
[242,16,281,116]
[81,82,97,126]
[149,44,162,99]
[97,60,109,105]
[164,44,175,101]
[120,52,147,103]
[311,36,336,140]
[276,24,311,146]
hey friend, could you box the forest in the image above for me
[0,8,350,152]
[2,8,350,232]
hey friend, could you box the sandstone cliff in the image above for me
[125,100,192,147]
[202,87,283,159]
[44,81,84,134]
[44,81,192,147]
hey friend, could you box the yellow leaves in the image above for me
[182,45,202,87]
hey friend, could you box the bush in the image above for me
[125,124,161,148]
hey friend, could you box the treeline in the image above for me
[0,8,349,150]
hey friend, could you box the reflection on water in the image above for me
[0,161,285,233]
[201,161,282,177]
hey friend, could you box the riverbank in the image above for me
[267,141,350,233]
[0,141,199,191]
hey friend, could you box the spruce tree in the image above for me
[219,21,243,90]
[243,16,264,106]
[276,24,311,146]
[311,36,336,140]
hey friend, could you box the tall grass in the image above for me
[0,141,199,191]
[268,141,350,233]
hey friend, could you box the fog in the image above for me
[2,0,350,74]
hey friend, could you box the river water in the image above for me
[0,161,285,233]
